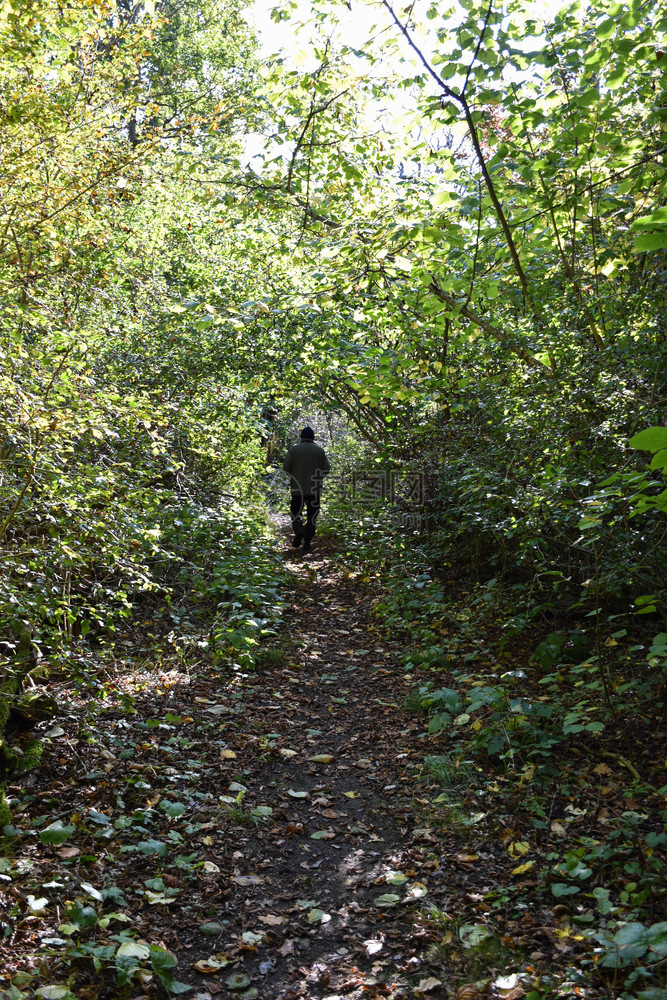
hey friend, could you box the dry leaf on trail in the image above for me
[374,893,401,907]
[343,791,360,798]
[417,977,443,992]
[192,957,229,973]
[220,749,236,758]
[308,754,334,763]
[232,874,262,886]
[258,914,285,926]
[56,847,80,859]
[494,974,526,1000]
[406,882,428,899]
[495,973,519,990]
[364,939,384,955]
[455,985,483,1000]
[287,789,308,798]
[279,749,298,758]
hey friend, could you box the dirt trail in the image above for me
[177,530,480,999]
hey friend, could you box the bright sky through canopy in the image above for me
[250,0,569,63]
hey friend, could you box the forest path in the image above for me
[0,525,512,1000]
[188,524,463,999]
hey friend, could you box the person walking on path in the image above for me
[282,426,331,552]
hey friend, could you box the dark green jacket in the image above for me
[283,440,331,496]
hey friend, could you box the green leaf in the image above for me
[629,427,667,453]
[374,893,401,907]
[551,883,580,897]
[88,809,111,825]
[250,805,273,817]
[459,924,493,947]
[647,921,667,957]
[634,231,667,252]
[595,18,616,39]
[151,945,178,971]
[385,871,408,885]
[137,839,168,856]
[161,801,187,818]
[40,821,76,845]
[576,87,600,107]
[117,941,151,959]
[613,921,649,960]
[606,67,628,89]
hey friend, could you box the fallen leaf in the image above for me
[511,860,535,876]
[385,871,408,885]
[495,973,520,990]
[193,957,229,973]
[56,847,80,859]
[308,754,333,763]
[417,977,442,992]
[279,749,298,758]
[225,973,251,990]
[406,882,428,899]
[374,893,401,908]
[241,931,264,946]
[343,791,360,799]
[287,789,308,799]
[232,874,262,886]
[220,749,236,759]
[258,915,285,926]
[364,939,383,955]
[27,895,49,915]
[455,985,483,1000]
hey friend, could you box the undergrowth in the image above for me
[319,481,667,997]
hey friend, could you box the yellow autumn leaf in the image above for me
[221,749,236,759]
[508,840,530,857]
[511,860,535,876]
[343,791,360,799]
[309,754,333,763]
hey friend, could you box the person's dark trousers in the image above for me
[290,494,320,546]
